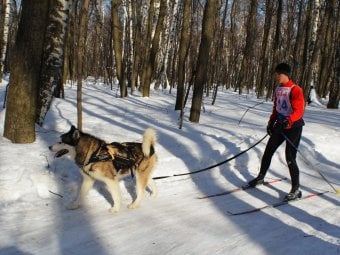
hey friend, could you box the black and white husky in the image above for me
[49,126,158,213]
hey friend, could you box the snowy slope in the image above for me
[0,80,339,255]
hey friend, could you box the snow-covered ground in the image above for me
[0,78,339,255]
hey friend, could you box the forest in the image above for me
[0,0,339,143]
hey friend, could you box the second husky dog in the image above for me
[49,126,157,213]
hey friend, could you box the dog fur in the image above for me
[49,126,157,213]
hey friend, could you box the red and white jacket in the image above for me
[270,80,305,128]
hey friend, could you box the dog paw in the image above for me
[66,202,80,210]
[109,207,120,213]
[150,191,158,198]
[127,203,140,209]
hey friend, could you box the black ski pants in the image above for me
[259,126,303,191]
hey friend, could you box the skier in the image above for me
[248,63,305,201]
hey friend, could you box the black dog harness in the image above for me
[86,142,137,178]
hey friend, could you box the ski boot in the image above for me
[247,175,265,187]
[284,189,302,201]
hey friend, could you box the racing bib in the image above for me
[275,86,295,117]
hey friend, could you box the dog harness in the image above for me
[86,142,137,178]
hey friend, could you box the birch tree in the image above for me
[0,0,10,80]
[36,0,71,126]
[142,0,167,97]
[154,0,178,91]
[302,0,321,100]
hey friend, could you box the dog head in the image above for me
[49,125,79,159]
[60,125,81,146]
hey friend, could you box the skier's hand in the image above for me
[267,119,275,136]
[281,119,290,129]
[273,118,291,134]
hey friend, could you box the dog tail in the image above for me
[142,128,157,157]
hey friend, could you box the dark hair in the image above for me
[275,63,291,76]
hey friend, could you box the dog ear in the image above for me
[72,129,80,141]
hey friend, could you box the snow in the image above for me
[0,78,339,255]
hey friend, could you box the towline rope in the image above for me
[153,134,268,180]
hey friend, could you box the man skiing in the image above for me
[248,63,305,201]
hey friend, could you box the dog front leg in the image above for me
[67,172,94,210]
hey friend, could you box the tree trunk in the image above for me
[267,0,283,100]
[76,0,90,131]
[4,0,49,143]
[175,0,191,111]
[227,0,239,92]
[130,0,142,94]
[189,0,218,123]
[318,0,335,98]
[327,41,339,109]
[256,0,273,98]
[212,1,228,105]
[142,0,167,97]
[69,0,77,84]
[36,0,70,126]
[0,0,10,80]
[237,0,258,94]
[93,0,103,80]
[139,0,154,94]
[124,0,133,92]
[304,0,321,100]
[326,0,339,108]
[112,0,127,97]
[300,0,313,94]
[292,0,304,84]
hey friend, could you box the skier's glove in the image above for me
[273,118,291,134]
[266,119,275,136]
[281,119,290,129]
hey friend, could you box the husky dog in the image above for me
[49,126,157,213]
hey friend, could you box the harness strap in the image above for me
[111,155,136,178]
[87,142,106,165]
[85,142,136,179]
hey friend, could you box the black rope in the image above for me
[153,134,268,180]
[238,101,265,125]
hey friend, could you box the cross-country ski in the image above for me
[227,191,329,216]
[197,177,288,199]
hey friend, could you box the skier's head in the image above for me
[275,63,291,77]
[275,63,291,84]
